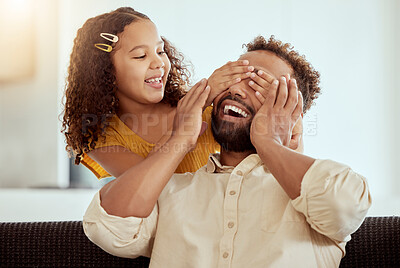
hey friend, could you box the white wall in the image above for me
[0,0,61,187]
[0,0,399,221]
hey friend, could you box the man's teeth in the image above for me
[223,105,248,118]
[145,77,162,83]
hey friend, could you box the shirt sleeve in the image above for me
[83,191,158,258]
[91,127,125,150]
[291,159,372,243]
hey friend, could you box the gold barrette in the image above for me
[94,33,119,52]
[94,43,112,52]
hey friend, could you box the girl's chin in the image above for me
[147,92,164,103]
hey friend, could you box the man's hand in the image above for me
[250,76,303,149]
[172,79,210,152]
[249,75,313,200]
[205,60,254,107]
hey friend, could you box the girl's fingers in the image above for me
[181,79,207,107]
[225,59,250,67]
[221,65,254,76]
[217,60,250,72]
[246,70,273,99]
[255,91,266,104]
[197,85,211,108]
[247,70,275,98]
[226,72,252,83]
[218,77,243,91]
[248,80,268,99]
[214,72,252,93]
[255,70,275,84]
[190,79,208,101]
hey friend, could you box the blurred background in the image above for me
[0,0,399,221]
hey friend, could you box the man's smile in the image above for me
[216,95,255,123]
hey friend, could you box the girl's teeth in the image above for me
[145,78,162,83]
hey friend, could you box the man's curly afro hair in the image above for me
[243,35,321,112]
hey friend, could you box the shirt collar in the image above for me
[206,154,234,173]
[206,153,263,175]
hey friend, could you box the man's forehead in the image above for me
[239,50,292,79]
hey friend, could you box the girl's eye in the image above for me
[133,55,146,59]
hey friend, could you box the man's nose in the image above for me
[227,82,248,99]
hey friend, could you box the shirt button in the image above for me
[228,222,234,228]
[229,190,236,195]
[236,170,243,176]
[223,252,229,258]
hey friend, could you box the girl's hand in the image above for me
[205,60,254,107]
[248,70,292,105]
[171,79,211,152]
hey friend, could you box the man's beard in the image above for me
[211,95,256,153]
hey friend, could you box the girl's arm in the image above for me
[88,146,145,178]
[96,79,210,218]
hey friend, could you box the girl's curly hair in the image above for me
[243,35,321,112]
[61,7,191,165]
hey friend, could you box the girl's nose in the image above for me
[150,54,165,69]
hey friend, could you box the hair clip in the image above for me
[100,33,118,43]
[94,43,112,52]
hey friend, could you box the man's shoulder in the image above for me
[171,165,208,181]
[160,166,208,197]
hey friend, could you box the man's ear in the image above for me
[288,133,302,151]
[289,112,304,151]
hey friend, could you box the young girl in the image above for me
[61,7,252,179]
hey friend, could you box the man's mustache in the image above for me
[215,94,255,116]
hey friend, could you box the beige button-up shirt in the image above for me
[83,154,371,268]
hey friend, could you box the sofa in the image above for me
[0,216,399,267]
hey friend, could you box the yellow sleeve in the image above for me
[81,127,126,180]
[81,108,219,178]
[201,106,220,154]
[90,126,124,150]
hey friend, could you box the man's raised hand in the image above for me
[250,76,303,149]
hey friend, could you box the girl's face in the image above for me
[112,20,171,107]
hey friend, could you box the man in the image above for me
[83,36,371,268]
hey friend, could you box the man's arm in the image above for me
[250,74,371,241]
[256,140,314,199]
[250,75,312,199]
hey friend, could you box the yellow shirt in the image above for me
[81,106,220,178]
[83,155,371,268]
